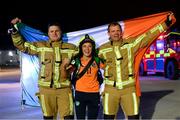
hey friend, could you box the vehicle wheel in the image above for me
[165,61,178,80]
[139,62,147,76]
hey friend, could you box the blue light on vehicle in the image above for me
[156,40,164,50]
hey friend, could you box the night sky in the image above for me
[0,0,179,50]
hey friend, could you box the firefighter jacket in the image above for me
[12,33,78,88]
[98,22,168,93]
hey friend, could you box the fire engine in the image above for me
[139,31,180,80]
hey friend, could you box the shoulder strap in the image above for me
[94,57,101,68]
[76,57,94,80]
[94,57,104,85]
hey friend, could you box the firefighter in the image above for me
[10,17,78,120]
[98,13,173,119]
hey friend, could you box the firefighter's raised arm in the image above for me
[8,17,22,34]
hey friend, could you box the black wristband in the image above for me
[165,15,172,27]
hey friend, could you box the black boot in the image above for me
[43,116,53,120]
[128,114,140,119]
[104,114,115,119]
[64,115,74,120]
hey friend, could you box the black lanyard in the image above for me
[76,57,94,80]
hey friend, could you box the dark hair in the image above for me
[47,22,62,31]
[77,34,97,58]
[107,22,122,32]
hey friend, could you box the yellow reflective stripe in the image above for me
[104,79,129,85]
[55,47,61,61]
[127,47,133,75]
[100,48,113,53]
[168,48,176,54]
[150,51,155,55]
[54,83,61,88]
[38,79,70,88]
[158,24,164,32]
[132,92,138,115]
[13,38,22,44]
[129,75,134,81]
[114,46,122,88]
[54,80,61,88]
[54,63,60,84]
[116,60,122,89]
[120,45,133,79]
[121,43,129,49]
[37,47,53,52]
[40,52,45,77]
[132,34,146,47]
[145,51,155,58]
[69,93,73,115]
[79,35,95,41]
[24,42,38,51]
[14,24,18,30]
[156,54,160,58]
[164,53,170,57]
[54,80,71,88]
[104,65,109,77]
[115,79,135,87]
[61,49,76,58]
[61,80,71,86]
[52,82,61,88]
[40,94,48,116]
[121,34,146,49]
[99,48,113,54]
[104,79,135,89]
[145,54,150,58]
[38,80,51,86]
[99,48,113,59]
[164,48,175,57]
[114,46,121,59]
[54,47,60,85]
[159,50,164,54]
[41,65,45,78]
[74,50,78,55]
[150,24,164,33]
[150,25,159,33]
[104,93,109,114]
[41,51,45,62]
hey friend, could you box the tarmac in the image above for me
[0,68,180,120]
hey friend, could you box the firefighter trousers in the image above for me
[37,87,74,119]
[102,85,140,117]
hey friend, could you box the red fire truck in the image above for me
[139,31,180,80]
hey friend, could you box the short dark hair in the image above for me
[47,22,62,31]
[107,22,122,32]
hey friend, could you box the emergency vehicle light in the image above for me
[156,41,164,50]
[178,41,180,46]
[173,43,176,47]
